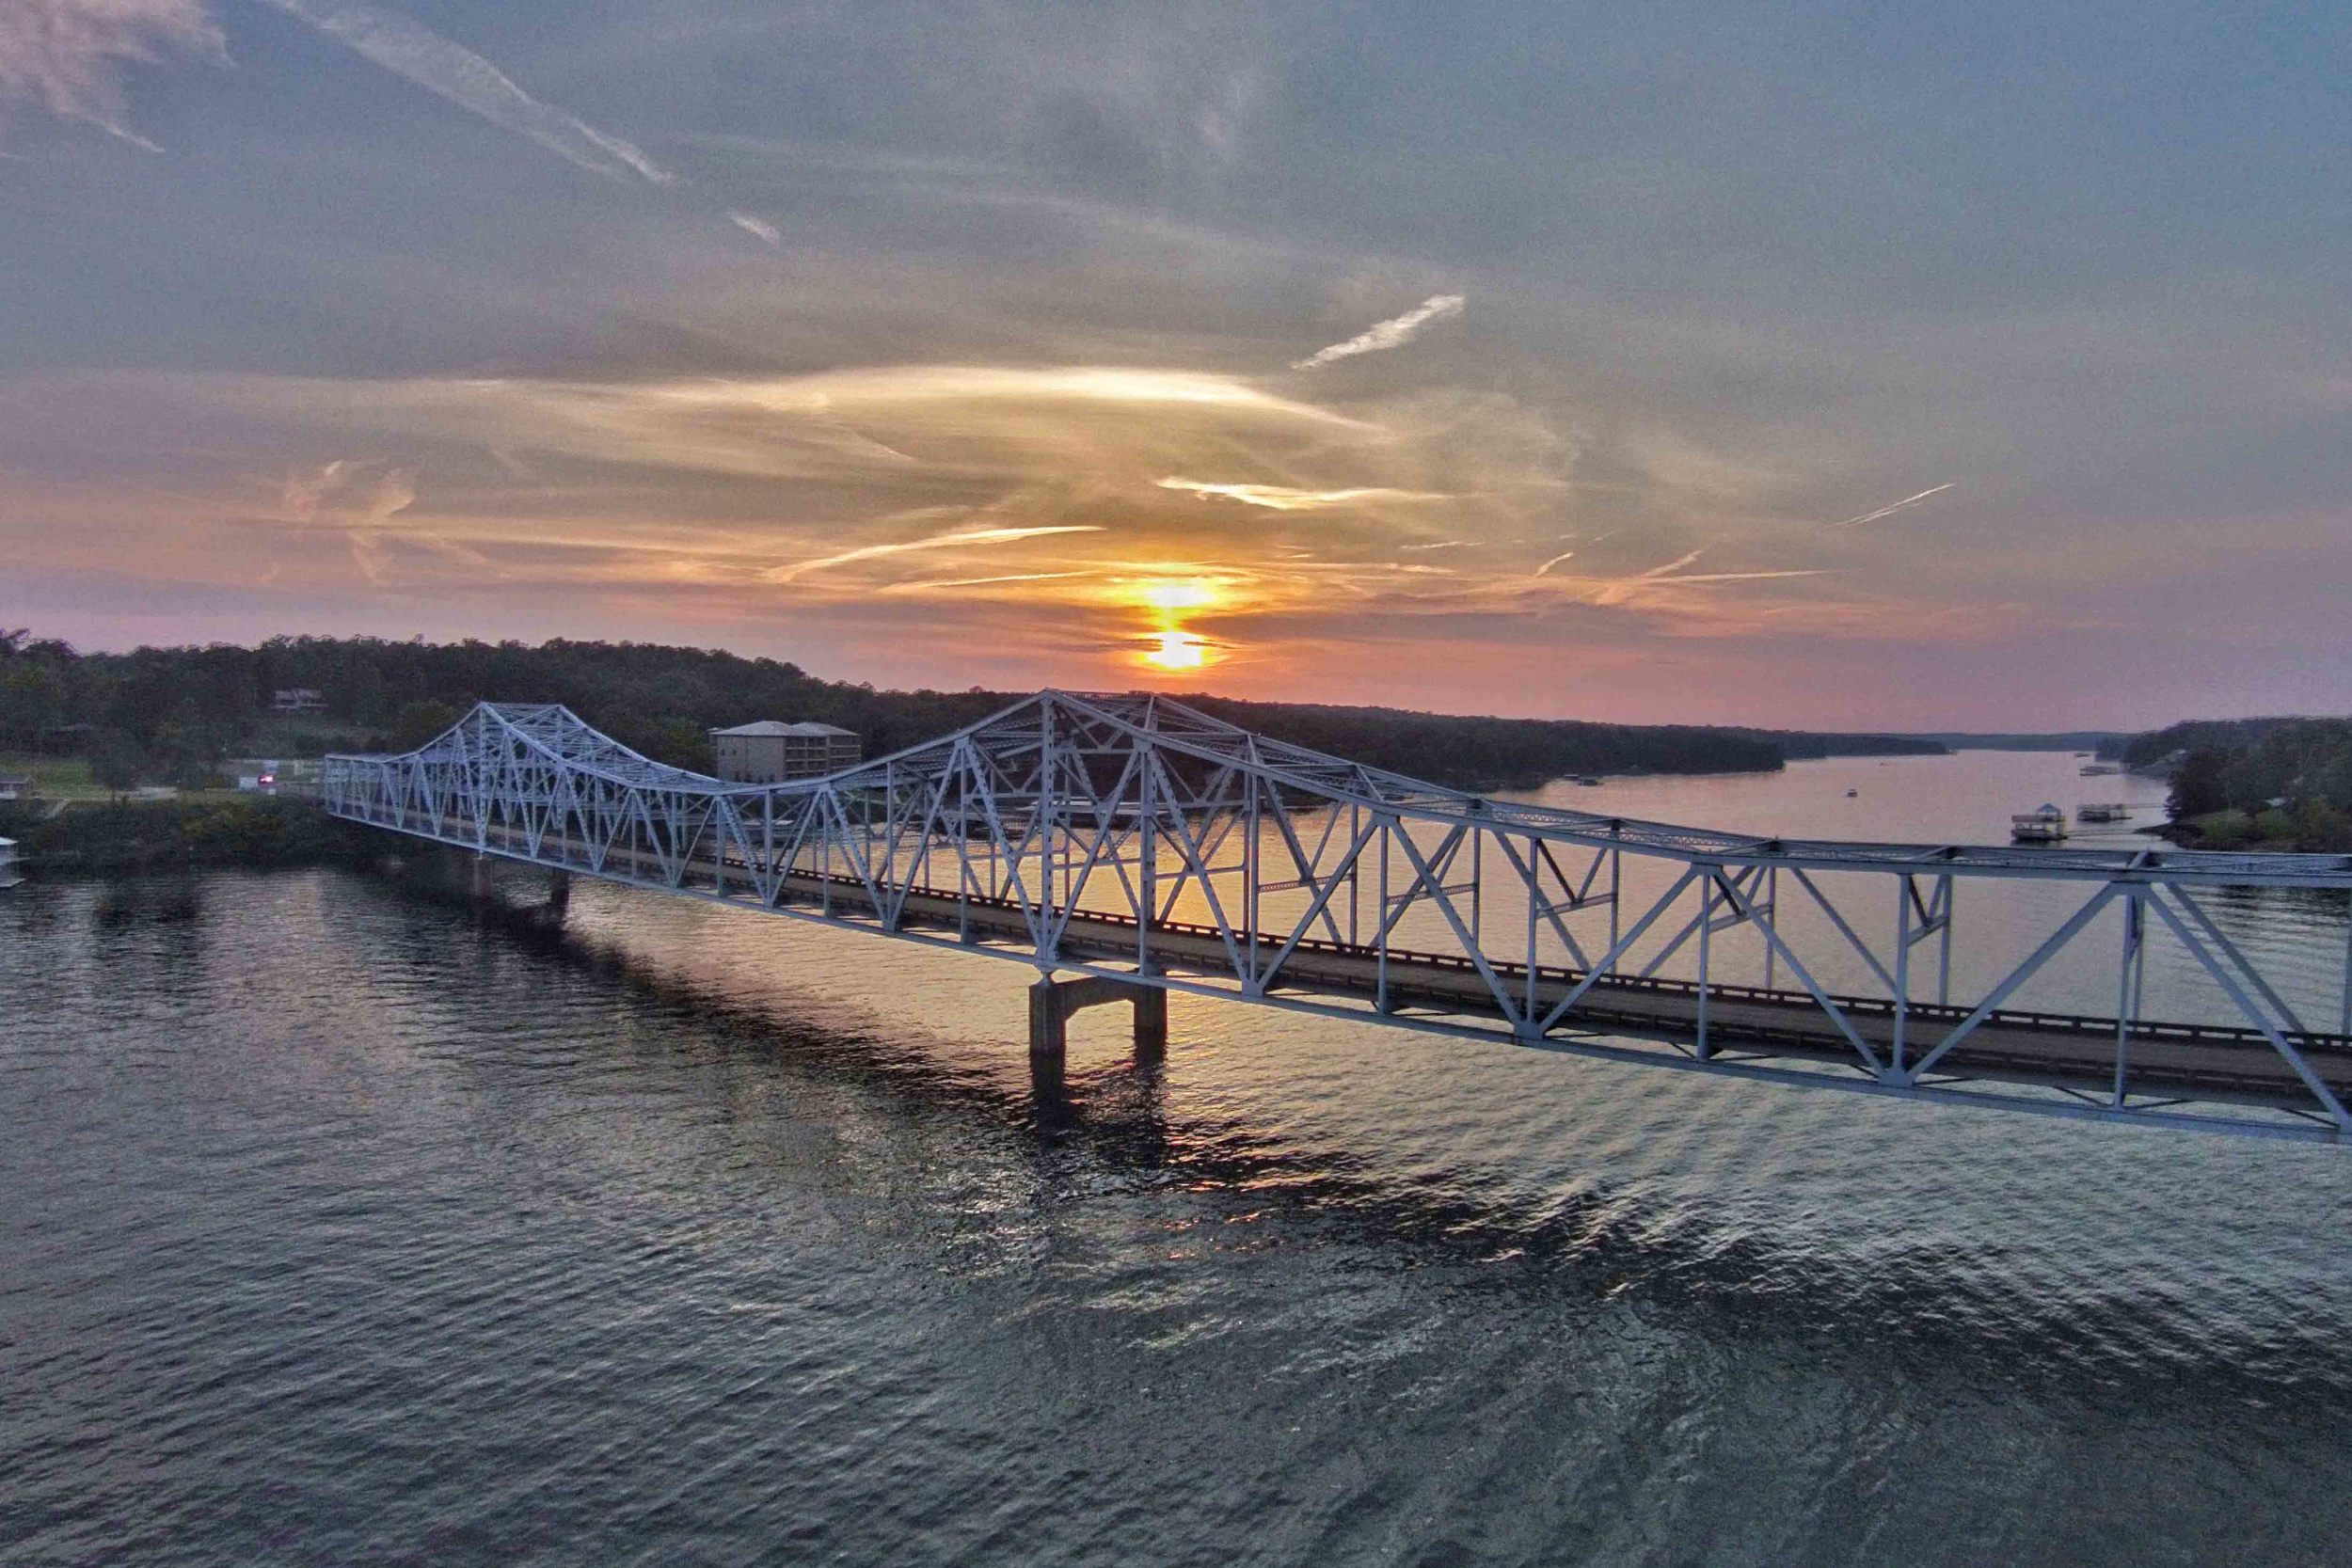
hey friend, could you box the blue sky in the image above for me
[4,1,2348,726]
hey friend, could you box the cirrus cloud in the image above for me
[256,0,672,182]
[1293,294,1465,372]
[0,0,224,150]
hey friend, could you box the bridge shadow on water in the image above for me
[339,857,2352,1420]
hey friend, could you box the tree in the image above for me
[2168,747,2230,821]
[392,700,464,750]
[655,716,708,768]
[89,729,148,796]
[2294,799,2349,852]
[0,664,64,750]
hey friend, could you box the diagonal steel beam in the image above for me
[1908,882,2121,1080]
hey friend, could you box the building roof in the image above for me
[708,720,859,737]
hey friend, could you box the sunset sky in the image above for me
[5,2,2349,727]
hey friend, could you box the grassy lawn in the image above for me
[2183,807,2303,847]
[0,752,108,801]
[2,753,314,807]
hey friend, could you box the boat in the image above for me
[2078,763,2119,776]
[1845,788,1858,798]
[2075,802,2131,823]
[0,837,20,890]
[1573,776,1603,787]
[2010,803,2069,843]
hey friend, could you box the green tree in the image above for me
[0,664,63,750]
[2168,748,2229,820]
[392,700,464,750]
[89,729,148,796]
[654,716,708,768]
[2293,799,2349,852]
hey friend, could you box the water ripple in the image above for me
[4,868,2350,1566]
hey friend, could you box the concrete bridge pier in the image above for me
[1028,974,1168,1069]
[457,853,571,927]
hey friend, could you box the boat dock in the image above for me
[2011,804,2069,843]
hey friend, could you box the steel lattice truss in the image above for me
[323,693,2352,1142]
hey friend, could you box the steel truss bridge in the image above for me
[323,694,2352,1143]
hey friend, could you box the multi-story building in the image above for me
[708,720,863,783]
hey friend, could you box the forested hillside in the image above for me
[1718,728,1946,760]
[2116,717,2306,769]
[3,629,1851,792]
[2156,719,2352,851]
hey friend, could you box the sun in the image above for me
[1120,574,1228,673]
[1138,579,1216,613]
[1142,629,1209,671]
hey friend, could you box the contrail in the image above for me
[1578,549,1699,605]
[258,1,674,182]
[1635,549,1704,579]
[1293,294,1464,372]
[1825,482,1953,530]
[1155,478,1441,511]
[1586,558,1825,607]
[765,524,1101,583]
[1533,549,1576,577]
[1640,569,1821,585]
[727,212,782,245]
[880,570,1089,594]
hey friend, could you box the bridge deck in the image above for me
[323,693,2352,1138]
[828,874,2352,1105]
[390,812,2351,1114]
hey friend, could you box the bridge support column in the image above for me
[547,869,572,918]
[1134,986,1168,1060]
[1028,974,1167,1066]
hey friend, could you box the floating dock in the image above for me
[2011,804,2069,843]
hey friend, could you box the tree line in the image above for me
[0,629,1951,794]
[2162,719,2352,850]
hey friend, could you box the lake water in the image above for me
[6,752,2350,1566]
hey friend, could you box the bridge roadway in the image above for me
[437,820,2352,1111]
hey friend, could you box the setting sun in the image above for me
[1142,629,1209,671]
[1122,575,1229,673]
[1138,578,1218,613]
